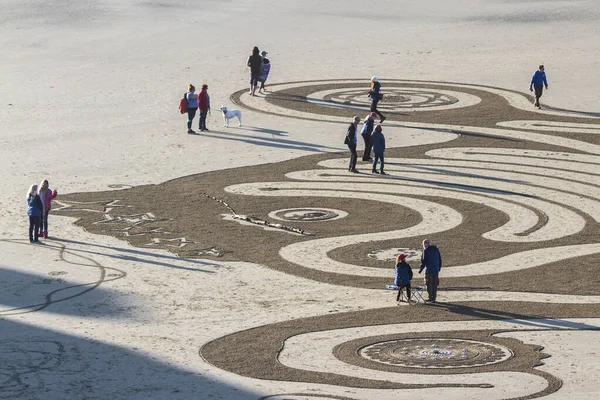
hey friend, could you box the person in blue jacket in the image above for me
[529,65,548,108]
[26,184,43,243]
[185,84,199,134]
[418,238,442,302]
[395,254,413,302]
[371,124,386,175]
[368,76,386,123]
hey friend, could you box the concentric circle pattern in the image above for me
[360,338,512,369]
[268,208,347,222]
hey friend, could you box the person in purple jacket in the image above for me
[529,65,548,108]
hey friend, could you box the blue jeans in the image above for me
[373,152,384,172]
[199,109,208,130]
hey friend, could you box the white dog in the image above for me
[220,106,242,127]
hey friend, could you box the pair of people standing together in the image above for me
[247,46,271,96]
[394,239,443,303]
[26,180,57,243]
[185,83,210,134]
[345,114,386,174]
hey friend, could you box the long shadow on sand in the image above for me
[0,319,262,399]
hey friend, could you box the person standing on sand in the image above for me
[198,84,210,132]
[185,84,199,134]
[368,76,386,123]
[38,179,57,239]
[529,64,548,109]
[247,46,262,96]
[361,112,376,161]
[418,239,442,303]
[345,116,360,173]
[26,184,43,243]
[371,124,386,175]
[258,50,271,93]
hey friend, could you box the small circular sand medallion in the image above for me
[360,338,512,369]
[269,208,347,222]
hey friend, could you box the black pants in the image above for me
[187,108,197,129]
[425,273,439,301]
[533,84,544,106]
[40,211,49,234]
[373,152,384,172]
[29,216,40,242]
[347,143,357,171]
[396,284,411,301]
[199,109,208,130]
[370,99,384,121]
[361,134,372,161]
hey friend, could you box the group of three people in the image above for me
[26,180,57,243]
[345,113,386,174]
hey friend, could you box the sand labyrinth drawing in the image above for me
[54,79,600,399]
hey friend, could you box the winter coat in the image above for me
[38,188,57,213]
[369,81,381,100]
[419,245,442,274]
[27,195,43,217]
[346,123,358,144]
[395,261,413,287]
[372,130,385,154]
[198,90,210,110]
[361,118,375,136]
[259,58,271,81]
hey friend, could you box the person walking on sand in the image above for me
[185,84,199,134]
[345,116,360,173]
[198,84,210,132]
[395,254,413,302]
[368,76,386,123]
[529,64,548,109]
[258,50,271,93]
[247,46,262,96]
[38,179,57,239]
[418,239,442,303]
[371,124,386,175]
[361,112,376,161]
[26,184,43,243]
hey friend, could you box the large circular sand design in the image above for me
[268,208,348,222]
[360,338,512,369]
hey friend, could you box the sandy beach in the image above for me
[1,1,599,399]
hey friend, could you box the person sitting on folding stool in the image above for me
[395,254,413,302]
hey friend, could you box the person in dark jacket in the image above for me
[185,84,199,134]
[395,254,413,302]
[247,46,262,96]
[26,184,43,243]
[368,76,386,123]
[361,112,376,161]
[529,65,548,108]
[418,239,442,302]
[371,124,386,175]
[198,84,210,132]
[345,116,360,173]
[258,50,271,93]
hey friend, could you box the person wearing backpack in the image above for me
[26,184,43,243]
[185,84,199,134]
[368,76,386,123]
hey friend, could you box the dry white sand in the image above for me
[1,1,599,399]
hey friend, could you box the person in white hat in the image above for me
[258,50,271,93]
[368,76,386,123]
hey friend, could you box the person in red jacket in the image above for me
[198,84,211,132]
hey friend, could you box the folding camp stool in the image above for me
[398,285,426,305]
